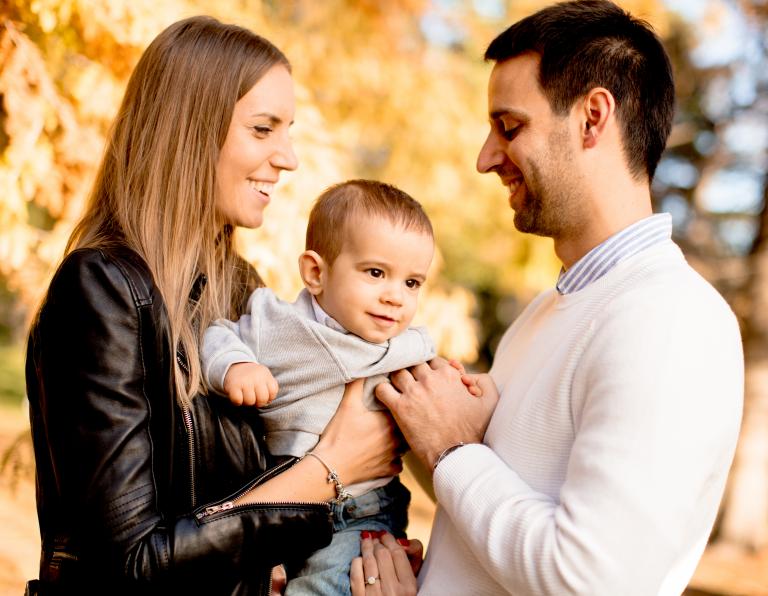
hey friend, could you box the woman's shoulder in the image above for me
[52,244,157,306]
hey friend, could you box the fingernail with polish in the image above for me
[397,538,410,546]
[361,531,372,539]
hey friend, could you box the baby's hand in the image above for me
[448,359,483,397]
[222,362,279,407]
[460,373,484,397]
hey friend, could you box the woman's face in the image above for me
[215,64,297,229]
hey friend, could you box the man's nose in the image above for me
[477,131,504,173]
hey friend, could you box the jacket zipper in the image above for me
[175,356,293,596]
[177,354,197,509]
[195,457,330,520]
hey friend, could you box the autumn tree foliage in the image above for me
[4,0,768,554]
[0,0,501,360]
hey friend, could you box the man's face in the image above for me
[316,216,434,344]
[476,52,586,239]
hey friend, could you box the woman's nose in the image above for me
[272,136,298,171]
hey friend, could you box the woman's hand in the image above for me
[351,532,419,596]
[312,379,403,486]
[235,379,402,505]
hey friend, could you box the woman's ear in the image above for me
[581,87,615,149]
[298,250,326,295]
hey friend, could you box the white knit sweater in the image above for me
[418,241,743,595]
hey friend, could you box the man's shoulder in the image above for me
[591,253,740,357]
[613,243,733,319]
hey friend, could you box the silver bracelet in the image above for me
[433,442,467,472]
[305,452,352,504]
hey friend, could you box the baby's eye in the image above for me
[405,279,421,289]
[366,268,384,279]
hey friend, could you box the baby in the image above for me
[202,179,437,595]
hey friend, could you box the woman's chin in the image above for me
[233,213,265,229]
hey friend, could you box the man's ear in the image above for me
[581,87,615,149]
[298,250,326,295]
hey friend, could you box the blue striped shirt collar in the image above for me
[556,213,672,295]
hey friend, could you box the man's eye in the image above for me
[405,279,421,289]
[494,119,520,141]
[367,268,384,278]
[503,125,520,140]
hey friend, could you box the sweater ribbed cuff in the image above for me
[432,443,530,511]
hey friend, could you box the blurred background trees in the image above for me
[651,0,768,551]
[1,0,767,562]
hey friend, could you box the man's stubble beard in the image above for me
[513,130,582,240]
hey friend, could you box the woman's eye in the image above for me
[367,268,384,279]
[405,279,421,289]
[251,126,272,137]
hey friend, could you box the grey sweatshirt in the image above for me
[202,288,436,461]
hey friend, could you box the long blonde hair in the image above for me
[66,16,290,406]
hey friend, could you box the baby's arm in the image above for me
[202,316,278,406]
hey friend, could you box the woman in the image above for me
[26,16,401,595]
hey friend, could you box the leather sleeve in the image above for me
[29,248,332,589]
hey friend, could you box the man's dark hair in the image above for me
[485,0,674,181]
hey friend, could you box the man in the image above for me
[375,1,744,594]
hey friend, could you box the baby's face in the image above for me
[318,216,434,344]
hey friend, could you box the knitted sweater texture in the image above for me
[418,241,743,596]
[202,288,435,459]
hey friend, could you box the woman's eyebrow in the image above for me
[248,112,290,125]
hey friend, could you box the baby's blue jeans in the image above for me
[285,476,410,596]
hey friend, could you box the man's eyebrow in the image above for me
[490,108,530,123]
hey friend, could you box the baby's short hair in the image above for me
[306,179,433,265]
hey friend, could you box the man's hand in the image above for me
[375,357,499,471]
[222,362,279,407]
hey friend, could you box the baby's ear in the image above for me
[298,250,326,295]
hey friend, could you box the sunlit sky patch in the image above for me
[472,0,505,20]
[661,0,766,241]
[724,113,768,156]
[665,0,750,68]
[698,168,765,214]
[655,156,700,189]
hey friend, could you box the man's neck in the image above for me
[555,188,653,270]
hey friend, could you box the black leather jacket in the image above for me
[26,245,333,595]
